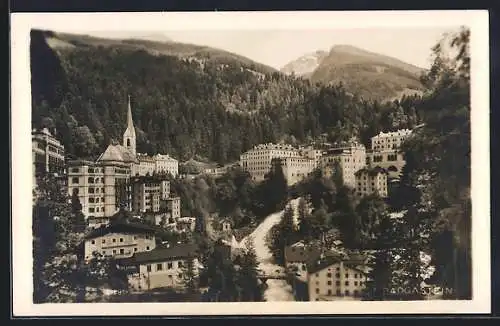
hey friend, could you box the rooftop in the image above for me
[97,144,138,164]
[354,167,388,176]
[120,243,198,265]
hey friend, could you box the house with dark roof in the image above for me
[119,243,201,291]
[83,217,158,261]
[284,242,322,280]
[354,167,389,198]
[306,254,370,301]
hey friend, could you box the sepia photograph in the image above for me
[11,10,490,315]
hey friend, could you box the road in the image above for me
[239,198,300,302]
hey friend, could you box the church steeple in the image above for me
[123,95,137,156]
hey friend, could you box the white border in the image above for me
[11,10,490,316]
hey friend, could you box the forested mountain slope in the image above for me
[31,29,424,164]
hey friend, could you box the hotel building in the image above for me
[131,176,171,214]
[307,256,369,301]
[32,127,65,176]
[367,129,412,179]
[354,167,389,198]
[320,140,367,188]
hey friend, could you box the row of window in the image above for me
[90,235,153,244]
[88,207,104,213]
[314,289,362,298]
[146,261,184,272]
[325,272,363,279]
[320,280,365,287]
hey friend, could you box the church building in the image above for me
[67,97,179,219]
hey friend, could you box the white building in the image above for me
[122,243,200,291]
[355,167,389,198]
[240,143,322,185]
[307,257,369,301]
[83,218,157,261]
[32,127,65,175]
[371,129,412,151]
[165,196,181,219]
[320,140,367,188]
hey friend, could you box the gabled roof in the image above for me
[307,253,369,274]
[120,243,198,265]
[96,144,138,164]
[84,213,158,240]
[355,166,388,177]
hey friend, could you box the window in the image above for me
[178,261,183,268]
[134,248,138,252]
[345,273,349,278]
[354,290,359,297]
[113,250,116,254]
[167,262,173,269]
[89,208,95,213]
[316,273,319,277]
[72,177,79,184]
[113,238,116,243]
[354,273,358,278]
[315,288,319,294]
[133,236,137,240]
[157,264,163,271]
[102,251,106,255]
[120,249,124,254]
[335,273,340,278]
[146,265,152,272]
[120,238,124,242]
[302,265,306,271]
[345,281,349,286]
[146,246,150,251]
[354,281,358,286]
[327,272,332,278]
[89,188,95,193]
[88,177,94,183]
[345,290,350,296]
[89,198,95,203]
[327,289,332,295]
[327,281,332,285]
[91,240,95,244]
[336,267,340,271]
[336,289,341,296]
[102,239,106,244]
[336,281,340,286]
[178,274,183,279]
[71,167,80,173]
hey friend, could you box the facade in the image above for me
[307,257,368,301]
[239,143,301,182]
[220,218,233,232]
[367,128,412,179]
[281,156,317,186]
[354,167,389,198]
[131,176,171,213]
[32,128,65,175]
[366,150,406,179]
[166,196,181,219]
[67,159,132,218]
[122,243,200,291]
[240,143,322,185]
[87,216,111,229]
[320,140,367,188]
[153,154,179,177]
[371,129,412,151]
[83,220,157,261]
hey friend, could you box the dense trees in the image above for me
[32,30,424,165]
[33,174,128,302]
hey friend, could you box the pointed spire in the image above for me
[127,95,134,131]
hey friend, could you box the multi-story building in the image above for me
[240,143,301,182]
[307,256,369,301]
[131,176,171,213]
[281,156,317,186]
[240,143,322,185]
[366,150,406,179]
[354,167,389,198]
[67,158,133,218]
[83,218,157,261]
[153,154,179,177]
[122,243,200,291]
[367,128,412,179]
[320,140,367,188]
[165,196,181,219]
[32,127,65,176]
[371,129,412,151]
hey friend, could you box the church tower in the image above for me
[123,95,137,156]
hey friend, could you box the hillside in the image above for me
[280,50,328,77]
[284,45,426,102]
[31,29,425,165]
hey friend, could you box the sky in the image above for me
[85,27,458,70]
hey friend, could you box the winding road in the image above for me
[239,198,300,301]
